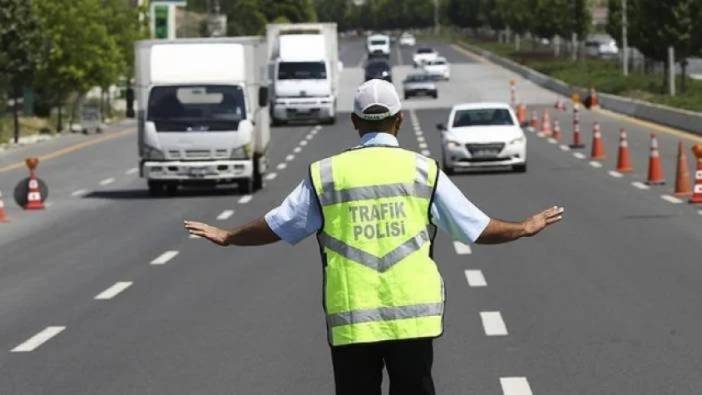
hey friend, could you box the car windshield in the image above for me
[405,74,429,82]
[278,61,327,80]
[417,48,434,54]
[371,39,387,45]
[147,85,246,132]
[452,109,514,127]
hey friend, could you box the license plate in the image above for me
[188,167,211,177]
[472,150,498,158]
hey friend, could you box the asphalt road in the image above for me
[1,37,702,395]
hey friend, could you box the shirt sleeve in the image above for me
[264,177,322,245]
[430,170,491,244]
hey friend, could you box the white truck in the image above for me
[134,38,270,195]
[367,34,391,57]
[266,23,340,125]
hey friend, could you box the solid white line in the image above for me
[480,311,508,336]
[573,152,586,159]
[464,270,487,287]
[71,189,88,197]
[95,281,133,300]
[421,149,431,156]
[265,172,278,181]
[286,154,295,161]
[99,177,115,186]
[300,140,308,146]
[418,142,428,149]
[661,194,683,204]
[500,377,533,395]
[453,241,472,255]
[293,147,302,153]
[631,181,650,190]
[547,138,558,144]
[589,161,603,168]
[11,326,66,352]
[217,209,235,220]
[125,167,139,175]
[559,144,570,151]
[608,170,623,178]
[238,195,253,204]
[276,163,287,170]
[150,250,179,265]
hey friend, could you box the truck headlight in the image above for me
[509,136,526,145]
[230,146,250,159]
[143,144,164,160]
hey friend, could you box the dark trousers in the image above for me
[330,338,435,395]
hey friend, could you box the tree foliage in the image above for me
[0,0,44,96]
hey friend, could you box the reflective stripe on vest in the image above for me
[327,302,444,328]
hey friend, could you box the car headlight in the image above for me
[509,136,526,145]
[230,145,250,159]
[446,140,461,149]
[143,144,164,160]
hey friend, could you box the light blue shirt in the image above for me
[265,132,491,245]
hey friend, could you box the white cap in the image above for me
[353,79,402,121]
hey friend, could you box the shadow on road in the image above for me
[84,188,241,200]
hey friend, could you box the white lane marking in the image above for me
[608,170,623,178]
[314,125,322,131]
[276,163,287,170]
[150,250,179,265]
[418,142,428,149]
[559,144,571,151]
[415,130,423,136]
[480,311,508,336]
[661,194,683,204]
[589,161,603,168]
[573,152,586,159]
[421,149,431,156]
[264,172,278,181]
[286,154,295,161]
[500,377,533,395]
[464,270,487,287]
[453,241,472,255]
[417,136,426,143]
[631,181,650,190]
[125,167,139,175]
[95,281,133,300]
[547,138,558,144]
[217,209,235,220]
[189,234,202,239]
[99,177,115,186]
[11,326,66,352]
[238,195,253,204]
[300,140,308,146]
[71,189,88,197]
[306,134,314,140]
[293,147,302,153]
[698,210,702,216]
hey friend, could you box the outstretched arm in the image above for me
[184,217,281,247]
[476,206,564,244]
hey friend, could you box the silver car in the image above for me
[402,73,437,99]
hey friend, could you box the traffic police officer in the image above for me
[185,79,564,395]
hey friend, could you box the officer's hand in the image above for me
[522,206,564,237]
[184,220,230,246]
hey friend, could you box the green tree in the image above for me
[496,0,533,34]
[0,0,44,143]
[261,0,317,24]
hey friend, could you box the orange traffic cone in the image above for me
[615,128,633,173]
[590,122,606,160]
[646,134,665,185]
[516,104,527,126]
[539,110,552,136]
[569,105,585,148]
[529,111,538,131]
[585,87,599,109]
[24,157,45,210]
[552,120,562,141]
[554,97,566,111]
[690,144,702,203]
[673,141,692,197]
[0,191,8,222]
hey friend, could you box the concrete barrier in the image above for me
[457,41,702,137]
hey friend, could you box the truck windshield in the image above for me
[371,40,387,45]
[452,109,514,127]
[278,62,327,80]
[147,85,246,132]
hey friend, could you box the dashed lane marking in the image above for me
[547,138,558,144]
[415,130,423,136]
[631,181,650,190]
[306,134,314,140]
[608,170,623,178]
[95,281,133,300]
[11,326,66,352]
[125,167,139,175]
[589,161,603,168]
[99,177,115,186]
[189,234,202,239]
[464,270,487,287]
[71,189,88,197]
[480,311,508,336]
[264,172,278,181]
[300,140,308,146]
[276,163,287,170]
[573,152,586,159]
[418,142,428,149]
[150,250,179,265]
[286,154,295,161]
[500,377,533,395]
[421,149,431,156]
[294,147,302,153]
[238,195,252,204]
[217,210,235,220]
[661,194,683,204]
[417,136,426,142]
[559,144,570,151]
[453,241,472,255]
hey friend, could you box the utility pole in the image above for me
[622,0,629,76]
[433,0,440,36]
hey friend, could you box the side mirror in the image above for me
[436,123,445,131]
[125,88,135,118]
[258,86,269,108]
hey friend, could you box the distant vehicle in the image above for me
[422,56,450,80]
[585,38,619,58]
[367,34,391,57]
[412,47,438,67]
[364,59,392,82]
[79,106,102,134]
[399,32,416,47]
[402,73,437,99]
[437,103,526,174]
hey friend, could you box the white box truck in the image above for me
[266,23,340,125]
[134,37,270,195]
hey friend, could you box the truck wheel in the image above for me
[253,154,263,191]
[148,181,165,196]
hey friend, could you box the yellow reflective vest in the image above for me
[310,146,445,346]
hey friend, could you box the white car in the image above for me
[367,34,390,57]
[412,47,438,67]
[399,32,416,46]
[422,57,450,80]
[438,103,527,174]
